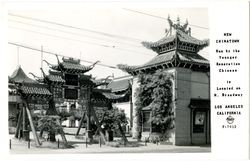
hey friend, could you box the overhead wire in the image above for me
[8,11,208,51]
[8,10,209,71]
[9,26,153,56]
[8,13,143,42]
[8,41,119,69]
[9,19,143,48]
[122,8,209,30]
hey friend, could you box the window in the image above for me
[64,88,78,99]
[193,111,206,133]
[142,111,151,132]
[65,74,78,86]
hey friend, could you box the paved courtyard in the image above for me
[9,129,211,154]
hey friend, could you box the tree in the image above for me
[96,107,128,142]
[37,116,63,142]
[38,99,64,142]
[135,69,174,137]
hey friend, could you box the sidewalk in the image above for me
[9,134,211,154]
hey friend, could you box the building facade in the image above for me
[106,76,133,134]
[8,56,124,136]
[118,17,210,145]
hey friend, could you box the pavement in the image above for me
[9,132,211,154]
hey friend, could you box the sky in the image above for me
[8,5,209,79]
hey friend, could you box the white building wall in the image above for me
[175,68,192,145]
[131,76,139,138]
[191,71,210,99]
[174,68,210,145]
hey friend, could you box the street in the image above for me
[9,133,211,154]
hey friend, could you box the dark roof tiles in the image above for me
[9,66,36,84]
[47,74,65,83]
[146,30,209,48]
[20,84,52,96]
[102,92,126,100]
[61,62,92,72]
[107,79,131,92]
[118,51,209,73]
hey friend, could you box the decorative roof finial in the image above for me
[182,18,189,32]
[177,15,180,26]
[167,14,173,36]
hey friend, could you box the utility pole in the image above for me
[41,46,43,77]
[86,87,93,141]
[17,47,20,66]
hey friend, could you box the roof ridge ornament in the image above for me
[89,60,100,69]
[29,72,42,79]
[167,15,191,36]
[62,57,80,64]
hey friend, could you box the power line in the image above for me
[8,13,143,42]
[8,41,119,69]
[9,19,143,48]
[9,26,153,56]
[122,8,209,30]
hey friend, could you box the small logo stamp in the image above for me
[226,115,234,124]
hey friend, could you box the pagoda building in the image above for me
[8,66,52,144]
[118,17,210,145]
[9,56,126,141]
[42,56,124,128]
[9,66,52,117]
[106,76,133,134]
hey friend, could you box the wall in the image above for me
[130,68,210,144]
[174,68,192,145]
[191,71,210,99]
[190,71,210,145]
[131,76,140,138]
[174,68,210,145]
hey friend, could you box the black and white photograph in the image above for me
[7,6,211,154]
[2,1,250,160]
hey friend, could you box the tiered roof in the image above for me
[118,16,209,75]
[79,74,96,87]
[107,78,131,93]
[143,29,209,53]
[9,66,36,84]
[92,78,112,87]
[51,57,97,74]
[92,89,125,102]
[20,83,52,97]
[47,70,65,83]
[9,66,52,98]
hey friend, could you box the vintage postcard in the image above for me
[1,0,249,161]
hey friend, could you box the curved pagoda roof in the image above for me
[142,16,209,54]
[107,78,131,93]
[51,57,96,74]
[9,66,36,84]
[142,29,209,53]
[44,70,65,84]
[20,82,52,98]
[9,66,52,98]
[118,16,209,75]
[92,89,126,102]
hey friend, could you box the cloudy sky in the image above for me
[8,4,209,79]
